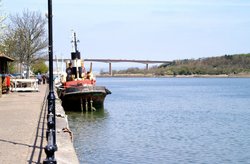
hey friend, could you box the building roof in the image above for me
[0,53,14,61]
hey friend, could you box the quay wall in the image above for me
[54,90,79,164]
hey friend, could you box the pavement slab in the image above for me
[0,84,79,164]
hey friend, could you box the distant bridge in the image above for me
[53,58,172,75]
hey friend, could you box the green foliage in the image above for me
[117,67,145,74]
[31,60,48,74]
[111,53,250,76]
[7,62,16,74]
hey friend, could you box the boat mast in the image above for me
[71,32,80,79]
[74,32,78,52]
[71,32,79,53]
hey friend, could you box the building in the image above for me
[0,53,14,97]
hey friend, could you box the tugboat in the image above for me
[57,32,111,111]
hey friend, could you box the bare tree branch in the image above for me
[4,9,47,78]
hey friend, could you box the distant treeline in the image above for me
[101,53,250,76]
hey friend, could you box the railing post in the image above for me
[0,74,2,98]
[44,0,57,163]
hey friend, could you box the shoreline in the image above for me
[97,73,250,78]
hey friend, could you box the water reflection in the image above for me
[66,108,110,163]
[66,107,107,122]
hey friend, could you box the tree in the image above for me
[0,0,6,35]
[31,59,48,74]
[6,10,47,78]
[0,0,7,52]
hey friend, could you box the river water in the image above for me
[67,77,250,164]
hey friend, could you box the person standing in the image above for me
[37,73,42,84]
[81,61,86,79]
[42,74,46,84]
[66,63,73,81]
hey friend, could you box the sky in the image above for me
[2,0,250,70]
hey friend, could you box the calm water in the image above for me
[67,78,250,164]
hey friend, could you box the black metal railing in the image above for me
[43,0,57,163]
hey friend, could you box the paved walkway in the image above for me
[0,84,48,164]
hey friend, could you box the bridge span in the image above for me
[53,58,172,75]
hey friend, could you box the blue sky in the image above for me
[2,0,250,62]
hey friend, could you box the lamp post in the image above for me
[44,0,57,163]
